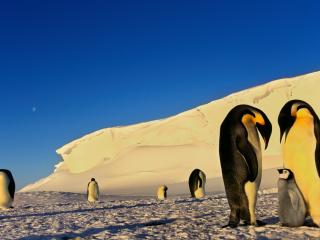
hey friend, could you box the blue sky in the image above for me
[1,1,319,189]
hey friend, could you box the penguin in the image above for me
[278,99,320,226]
[157,185,168,200]
[189,169,206,198]
[87,178,99,203]
[219,105,272,227]
[277,168,306,227]
[0,169,15,209]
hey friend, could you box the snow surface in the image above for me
[21,71,320,195]
[1,191,319,239]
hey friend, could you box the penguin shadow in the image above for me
[303,218,319,228]
[0,202,155,221]
[173,197,206,204]
[18,218,177,240]
[261,216,279,225]
[261,216,319,228]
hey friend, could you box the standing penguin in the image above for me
[0,169,15,209]
[219,105,272,227]
[157,185,168,200]
[277,168,306,227]
[189,169,206,198]
[87,178,99,203]
[278,99,320,226]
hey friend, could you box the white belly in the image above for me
[0,173,12,209]
[157,187,166,200]
[88,182,99,202]
[243,121,262,224]
[283,119,320,220]
[194,187,205,198]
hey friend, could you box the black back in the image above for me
[0,169,15,199]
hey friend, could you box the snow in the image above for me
[1,191,319,239]
[5,72,320,238]
[21,71,320,196]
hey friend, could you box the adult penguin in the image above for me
[278,99,320,226]
[0,169,15,209]
[219,105,272,227]
[87,178,99,203]
[189,169,206,198]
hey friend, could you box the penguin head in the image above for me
[252,109,272,149]
[278,168,293,180]
[91,178,95,182]
[236,106,272,149]
[278,100,315,142]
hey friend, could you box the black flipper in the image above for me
[314,119,320,177]
[236,135,258,182]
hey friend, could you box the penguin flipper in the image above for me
[288,189,300,211]
[236,136,258,182]
[314,121,320,177]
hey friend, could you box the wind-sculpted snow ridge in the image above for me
[21,71,320,194]
[1,191,319,239]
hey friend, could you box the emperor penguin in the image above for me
[157,185,168,200]
[87,178,99,203]
[189,169,206,198]
[0,169,15,209]
[219,105,272,227]
[278,99,320,226]
[277,168,306,227]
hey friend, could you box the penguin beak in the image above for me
[262,136,269,150]
[256,122,272,150]
[279,128,286,143]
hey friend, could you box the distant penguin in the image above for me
[219,105,272,227]
[0,169,15,209]
[87,178,99,203]
[277,168,306,227]
[278,100,320,226]
[157,185,168,200]
[189,169,206,198]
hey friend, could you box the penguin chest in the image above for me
[0,176,12,209]
[88,183,99,202]
[194,187,205,198]
[157,187,167,200]
[242,121,262,224]
[283,120,319,202]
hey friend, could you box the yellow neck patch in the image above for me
[242,112,265,125]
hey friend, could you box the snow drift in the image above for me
[21,71,320,195]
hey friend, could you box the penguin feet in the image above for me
[222,222,238,228]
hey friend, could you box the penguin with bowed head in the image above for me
[0,169,15,209]
[157,185,168,200]
[189,169,206,199]
[277,168,306,227]
[87,178,99,203]
[219,105,272,227]
[278,99,320,227]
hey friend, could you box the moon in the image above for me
[32,107,37,112]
